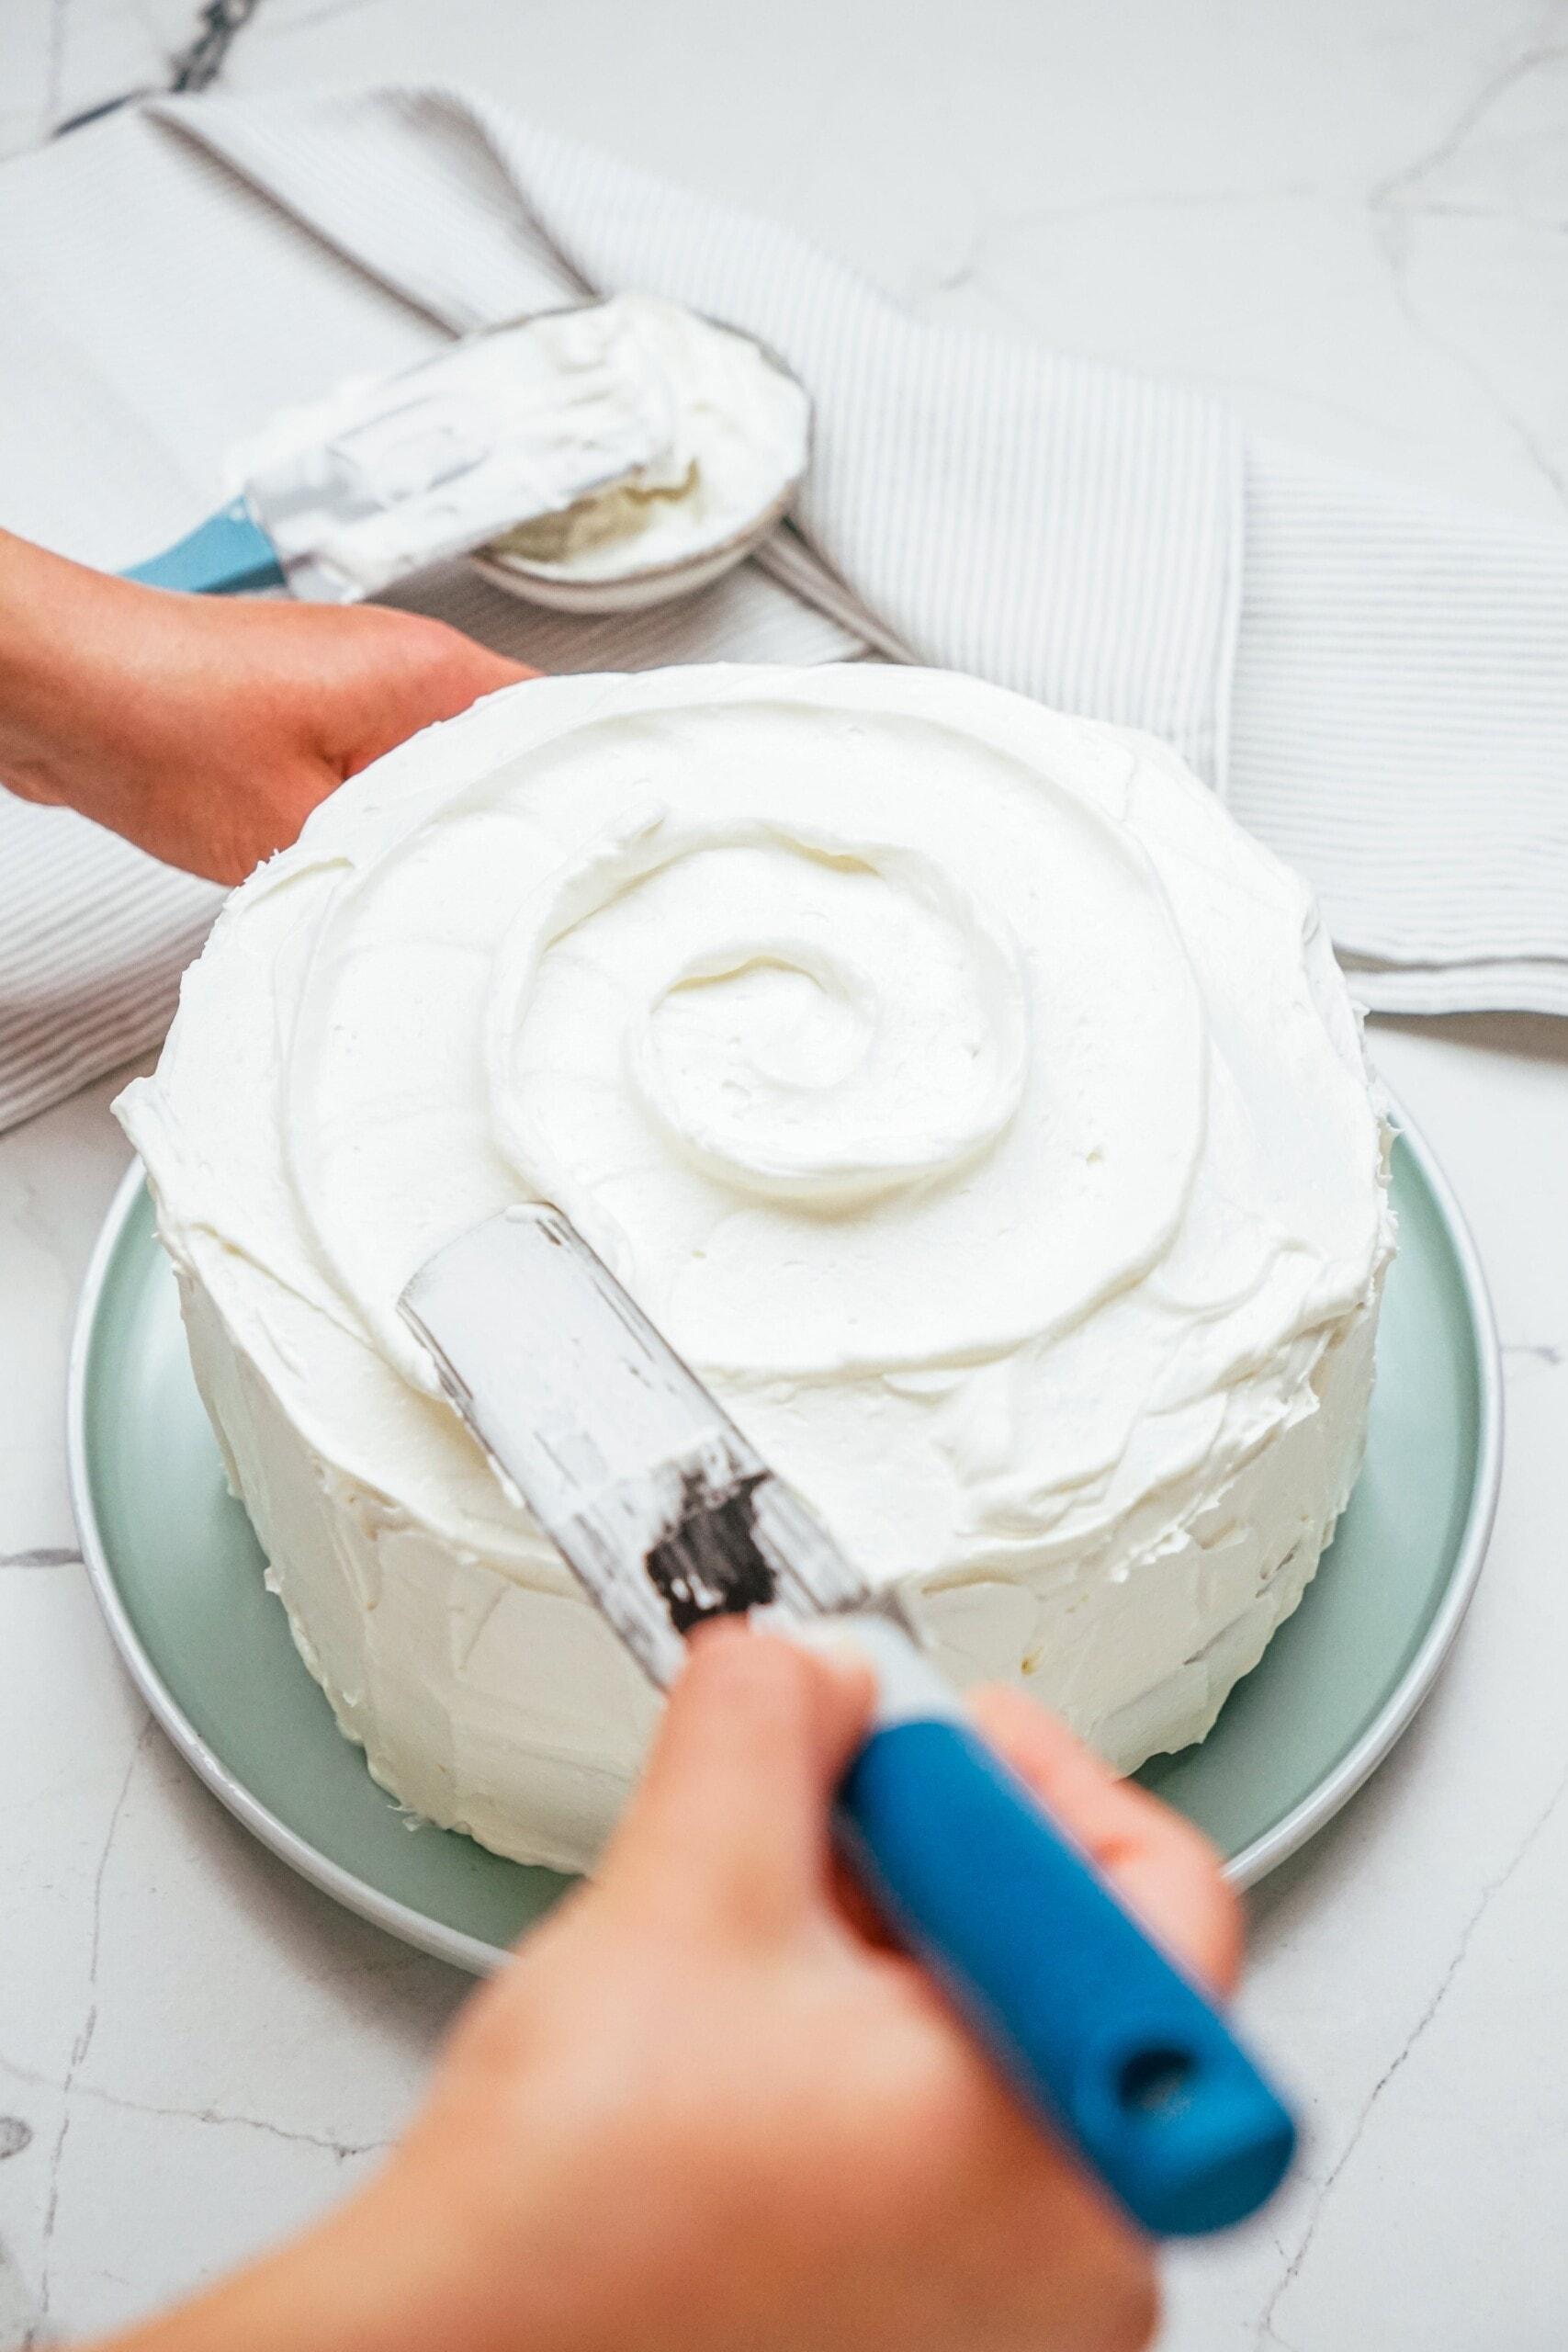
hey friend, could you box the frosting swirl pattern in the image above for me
[119,667,1393,1871]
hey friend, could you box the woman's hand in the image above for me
[0,531,531,884]
[107,1629,1240,2352]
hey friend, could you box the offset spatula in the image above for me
[400,1204,1296,2237]
[121,308,678,601]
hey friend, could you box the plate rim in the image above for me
[1222,1089,1502,1886]
[67,1163,507,1976]
[66,1088,1503,1969]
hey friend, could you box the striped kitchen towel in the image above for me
[2,85,1565,1130]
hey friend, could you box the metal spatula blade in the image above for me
[400,1203,867,1690]
[399,1203,1297,2239]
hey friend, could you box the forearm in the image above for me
[86,2149,607,2352]
[87,2171,486,2352]
[0,529,124,816]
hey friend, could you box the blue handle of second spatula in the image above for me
[122,496,285,594]
[837,1713,1295,2236]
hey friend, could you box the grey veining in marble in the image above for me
[2,0,263,158]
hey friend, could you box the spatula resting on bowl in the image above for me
[120,307,681,602]
[399,1202,1296,2239]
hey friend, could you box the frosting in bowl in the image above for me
[118,666,1392,1870]
[225,295,808,603]
[481,297,809,584]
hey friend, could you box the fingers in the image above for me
[334,610,537,777]
[417,628,538,709]
[968,1687,1244,1996]
[602,1623,873,1945]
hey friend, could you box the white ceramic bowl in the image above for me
[468,307,812,616]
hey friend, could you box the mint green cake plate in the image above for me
[68,1104,1499,1975]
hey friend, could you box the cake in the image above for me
[118,665,1393,1872]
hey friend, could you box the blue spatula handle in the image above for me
[122,496,285,594]
[829,1627,1295,2236]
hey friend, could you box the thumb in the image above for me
[337,614,537,778]
[968,1685,1244,1996]
[601,1623,872,1945]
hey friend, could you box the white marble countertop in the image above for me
[4,3,1568,2345]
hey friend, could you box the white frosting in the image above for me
[230,296,807,602]
[483,298,809,582]
[118,666,1393,1872]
